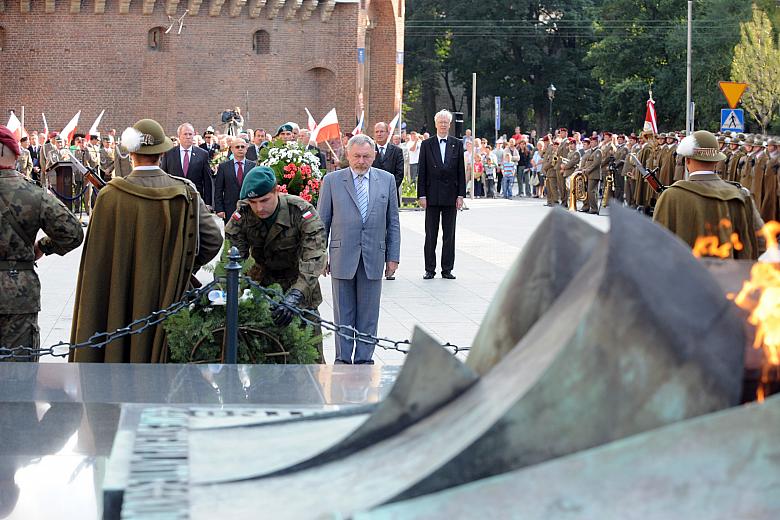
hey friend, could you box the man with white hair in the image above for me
[416,109,466,280]
[653,129,763,260]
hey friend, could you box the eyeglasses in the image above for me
[234,145,246,149]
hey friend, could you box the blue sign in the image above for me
[721,108,744,132]
[495,96,501,130]
[357,48,365,64]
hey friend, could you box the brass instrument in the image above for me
[599,157,618,212]
[568,170,588,211]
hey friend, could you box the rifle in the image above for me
[630,153,666,194]
[70,155,107,191]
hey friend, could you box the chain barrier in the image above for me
[0,280,219,360]
[0,275,469,360]
[243,278,470,356]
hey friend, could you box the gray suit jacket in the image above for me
[317,167,400,280]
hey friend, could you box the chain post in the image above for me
[224,246,242,364]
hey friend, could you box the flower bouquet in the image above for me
[259,140,325,206]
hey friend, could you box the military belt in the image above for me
[0,260,34,271]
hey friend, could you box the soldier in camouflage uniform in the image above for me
[225,166,328,362]
[0,125,84,360]
[99,136,115,180]
[15,137,33,178]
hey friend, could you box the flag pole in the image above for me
[471,73,476,200]
[21,106,25,136]
[686,0,693,135]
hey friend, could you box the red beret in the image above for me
[558,127,568,133]
[48,131,59,139]
[0,126,21,157]
[542,135,550,142]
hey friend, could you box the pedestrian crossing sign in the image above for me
[720,108,744,132]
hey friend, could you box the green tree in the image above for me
[731,5,780,134]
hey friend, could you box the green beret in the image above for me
[240,166,277,199]
[275,124,294,136]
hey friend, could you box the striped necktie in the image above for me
[356,175,368,222]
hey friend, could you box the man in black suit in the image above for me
[199,126,221,161]
[214,137,256,222]
[417,109,466,280]
[160,123,213,207]
[372,122,405,206]
[245,128,266,162]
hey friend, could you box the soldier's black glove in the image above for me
[272,289,304,327]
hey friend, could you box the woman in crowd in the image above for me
[532,141,545,198]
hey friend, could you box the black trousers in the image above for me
[424,205,457,274]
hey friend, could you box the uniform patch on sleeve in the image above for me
[302,210,314,220]
[231,211,242,221]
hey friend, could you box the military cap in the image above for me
[89,134,99,140]
[657,132,667,139]
[240,166,277,199]
[676,130,727,162]
[345,132,354,138]
[102,135,112,142]
[766,138,778,147]
[54,135,64,142]
[120,119,173,155]
[48,131,59,139]
[275,124,294,136]
[0,125,21,157]
[582,137,591,143]
[617,134,626,140]
[628,133,638,140]
[558,127,568,133]
[203,126,215,136]
[542,135,550,142]
[717,134,726,142]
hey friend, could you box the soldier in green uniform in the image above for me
[99,136,115,180]
[15,137,33,178]
[225,166,328,363]
[0,125,84,360]
[579,137,602,214]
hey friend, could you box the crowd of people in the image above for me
[2,102,776,367]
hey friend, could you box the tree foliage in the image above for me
[404,0,778,135]
[731,6,780,133]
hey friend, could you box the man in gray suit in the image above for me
[317,134,401,364]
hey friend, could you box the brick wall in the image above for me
[0,0,400,136]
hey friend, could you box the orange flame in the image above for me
[691,219,743,259]
[728,221,780,402]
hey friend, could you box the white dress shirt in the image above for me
[437,134,448,163]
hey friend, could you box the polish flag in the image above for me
[42,113,49,137]
[386,111,401,139]
[351,110,364,135]
[643,95,657,134]
[61,110,81,145]
[87,109,105,137]
[311,108,340,144]
[6,112,27,140]
[304,107,317,132]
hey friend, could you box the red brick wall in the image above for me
[0,1,399,136]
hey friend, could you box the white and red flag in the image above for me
[87,109,105,137]
[42,113,49,136]
[643,93,657,134]
[351,110,364,135]
[311,108,340,144]
[386,111,401,139]
[6,112,27,140]
[304,107,317,132]
[61,110,81,144]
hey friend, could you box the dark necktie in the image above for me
[237,161,244,185]
[379,146,385,161]
[183,149,190,177]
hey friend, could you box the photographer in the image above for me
[223,106,244,137]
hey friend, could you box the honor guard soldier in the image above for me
[654,130,764,260]
[225,166,328,363]
[15,137,33,178]
[99,136,115,180]
[579,137,602,214]
[0,125,84,360]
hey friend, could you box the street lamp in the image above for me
[547,84,556,134]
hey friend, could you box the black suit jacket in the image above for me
[28,146,40,167]
[306,144,327,172]
[416,135,466,206]
[372,142,404,188]
[245,143,261,162]
[199,142,221,161]
[160,146,213,205]
[214,158,256,218]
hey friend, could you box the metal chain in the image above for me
[243,278,470,356]
[0,276,469,360]
[0,280,220,360]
